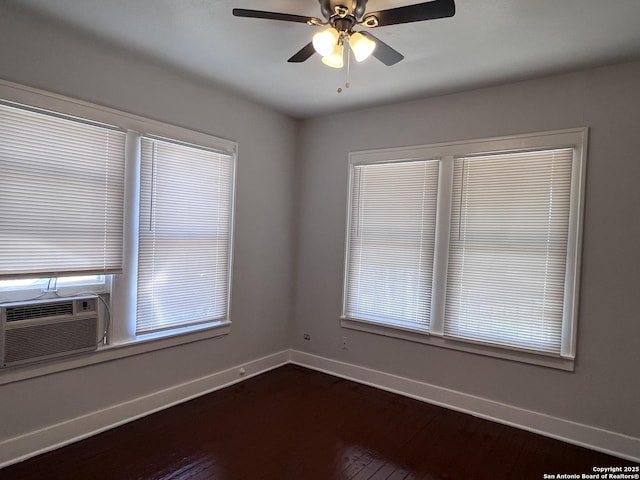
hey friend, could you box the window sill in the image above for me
[0,320,231,386]
[341,317,575,371]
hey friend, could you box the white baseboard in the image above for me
[0,350,290,469]
[2,349,638,469]
[290,350,640,463]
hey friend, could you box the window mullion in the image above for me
[110,130,141,344]
[429,156,454,335]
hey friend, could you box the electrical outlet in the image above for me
[303,333,311,341]
[341,336,348,350]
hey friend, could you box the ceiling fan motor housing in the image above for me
[334,17,356,34]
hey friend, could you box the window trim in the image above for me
[0,80,236,155]
[341,128,588,371]
[0,80,237,384]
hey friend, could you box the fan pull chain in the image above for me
[337,44,352,94]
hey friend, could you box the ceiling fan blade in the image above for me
[232,8,321,25]
[367,0,455,27]
[361,32,404,66]
[288,42,316,63]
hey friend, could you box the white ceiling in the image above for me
[8,0,640,118]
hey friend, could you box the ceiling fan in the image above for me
[233,0,456,68]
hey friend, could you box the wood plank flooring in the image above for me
[1,365,637,480]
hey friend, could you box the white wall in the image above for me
[294,61,640,441]
[0,4,297,444]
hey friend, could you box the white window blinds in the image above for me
[343,160,439,327]
[444,148,574,355]
[0,102,125,279]
[136,137,235,335]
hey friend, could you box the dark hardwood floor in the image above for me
[1,365,636,480]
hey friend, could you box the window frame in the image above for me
[0,79,236,385]
[341,128,587,371]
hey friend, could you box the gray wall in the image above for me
[0,5,297,440]
[294,61,640,438]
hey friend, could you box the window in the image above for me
[445,149,573,355]
[0,101,125,280]
[344,159,439,329]
[0,86,236,354]
[136,137,235,335]
[342,130,587,369]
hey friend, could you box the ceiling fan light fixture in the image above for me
[321,44,344,68]
[312,27,339,57]
[349,32,376,62]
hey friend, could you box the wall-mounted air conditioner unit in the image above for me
[0,296,100,368]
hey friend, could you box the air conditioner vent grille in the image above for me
[4,317,98,365]
[5,301,74,322]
